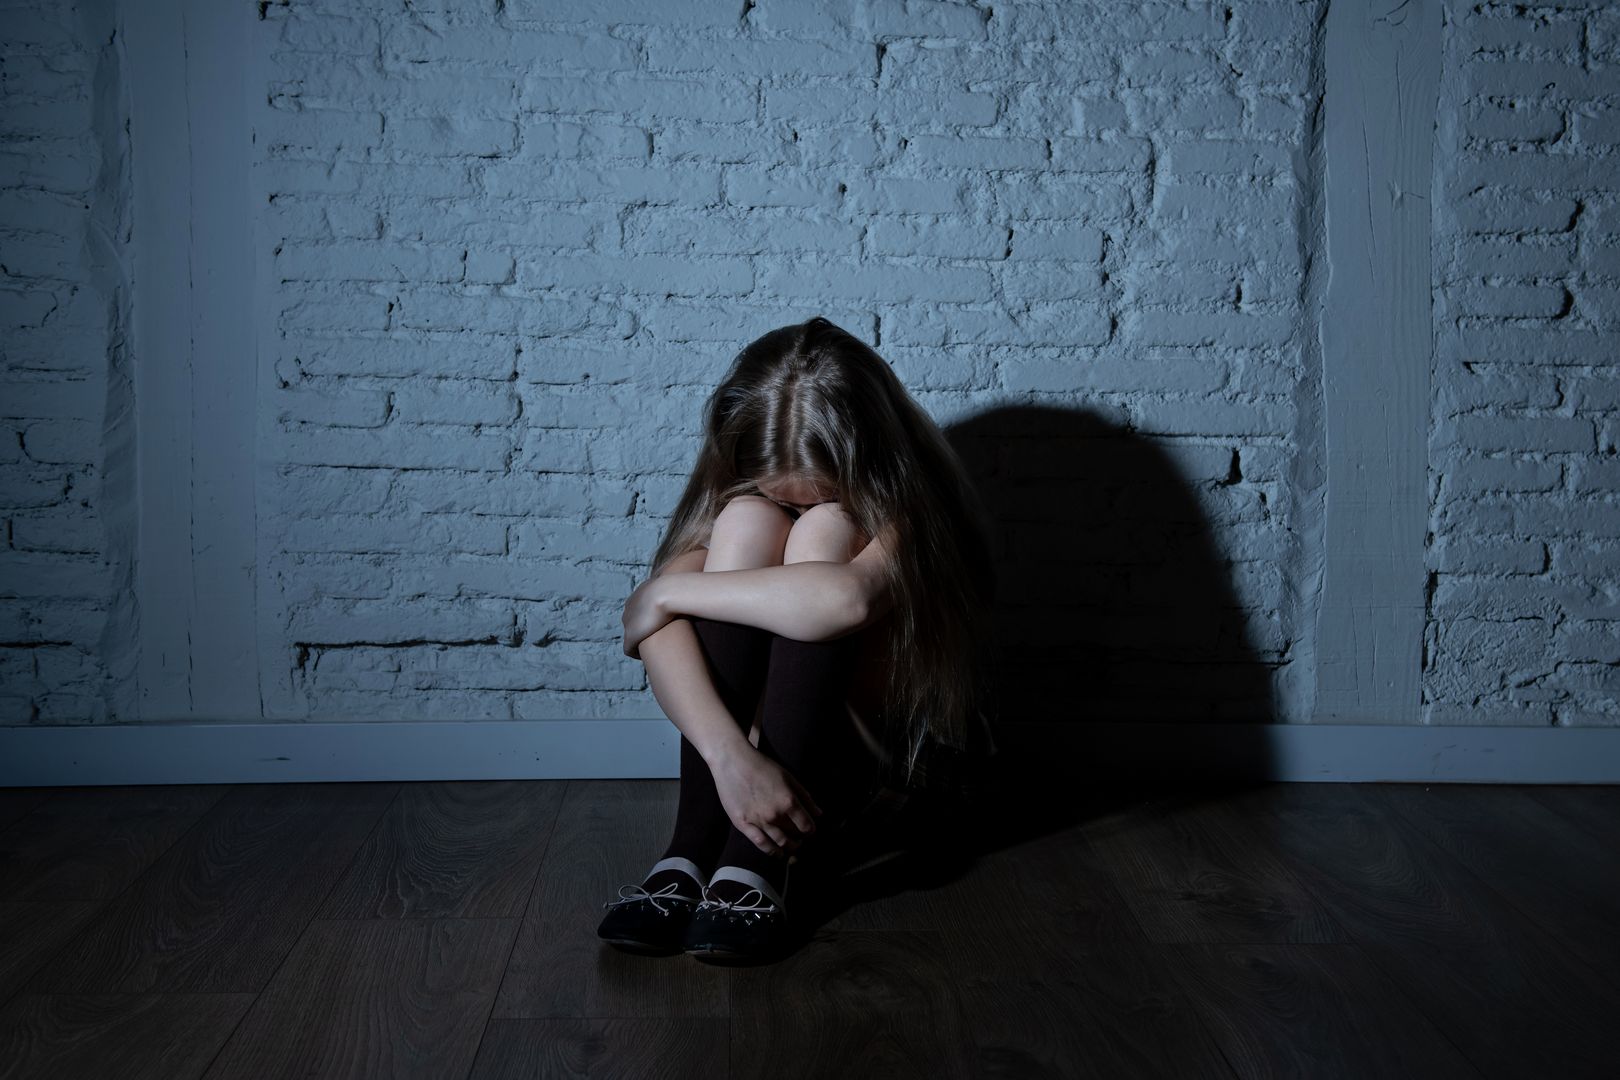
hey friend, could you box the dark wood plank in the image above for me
[1219,783,1620,1077]
[1372,783,1620,990]
[468,1018,728,1080]
[1075,787,1349,943]
[1214,783,1524,947]
[0,992,253,1080]
[943,931,1236,1079]
[1357,930,1620,1080]
[820,799,1144,944]
[319,780,565,919]
[0,789,54,832]
[0,901,102,1009]
[25,782,398,994]
[0,785,228,901]
[201,918,515,1080]
[730,930,971,1080]
[1521,784,1620,848]
[1163,943,1481,1079]
[493,780,728,1020]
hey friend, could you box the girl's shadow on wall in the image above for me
[818,403,1282,918]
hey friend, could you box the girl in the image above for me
[597,316,998,962]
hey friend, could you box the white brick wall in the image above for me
[1428,0,1620,726]
[248,0,1321,724]
[0,0,128,724]
[2,0,1613,731]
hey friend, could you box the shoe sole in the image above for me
[601,936,684,955]
[686,946,744,961]
[685,928,802,963]
[686,945,783,965]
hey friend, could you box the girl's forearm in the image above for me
[632,546,755,767]
[659,563,865,642]
[638,610,755,770]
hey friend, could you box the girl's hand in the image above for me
[709,743,824,857]
[622,575,674,660]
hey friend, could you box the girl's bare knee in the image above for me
[783,501,863,564]
[707,495,793,570]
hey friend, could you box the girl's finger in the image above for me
[742,823,775,854]
[790,808,816,837]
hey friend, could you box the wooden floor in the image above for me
[0,769,1617,1079]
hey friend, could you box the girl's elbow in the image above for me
[835,576,872,639]
[849,589,872,634]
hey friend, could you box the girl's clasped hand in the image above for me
[710,746,823,857]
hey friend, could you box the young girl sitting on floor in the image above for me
[599,315,998,962]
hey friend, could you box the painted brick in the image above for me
[840,174,969,215]
[260,108,383,154]
[1000,2,1223,42]
[624,207,856,255]
[387,117,519,158]
[757,260,994,303]
[1447,416,1595,454]
[1049,137,1154,174]
[274,427,514,470]
[747,0,863,36]
[390,383,520,426]
[1463,59,1607,100]
[1130,398,1293,438]
[517,252,754,295]
[527,76,756,124]
[280,12,381,55]
[1008,174,1141,218]
[11,512,102,554]
[647,37,875,79]
[483,161,719,205]
[277,241,466,283]
[385,27,637,69]
[904,133,1047,171]
[1441,456,1563,496]
[1467,101,1566,142]
[276,386,391,428]
[729,169,842,210]
[506,0,741,30]
[276,515,509,557]
[1460,12,1582,54]
[1452,190,1578,233]
[1004,355,1227,396]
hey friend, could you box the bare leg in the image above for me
[644,497,790,895]
[705,502,885,910]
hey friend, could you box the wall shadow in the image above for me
[818,403,1284,920]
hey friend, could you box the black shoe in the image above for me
[596,856,706,955]
[683,862,802,964]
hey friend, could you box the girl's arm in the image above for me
[634,546,756,768]
[654,521,898,642]
[656,564,860,642]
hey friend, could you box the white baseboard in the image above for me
[995,721,1620,784]
[0,719,1616,788]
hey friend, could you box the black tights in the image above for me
[647,615,882,901]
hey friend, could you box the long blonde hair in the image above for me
[648,316,997,794]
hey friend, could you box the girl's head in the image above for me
[650,316,997,793]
